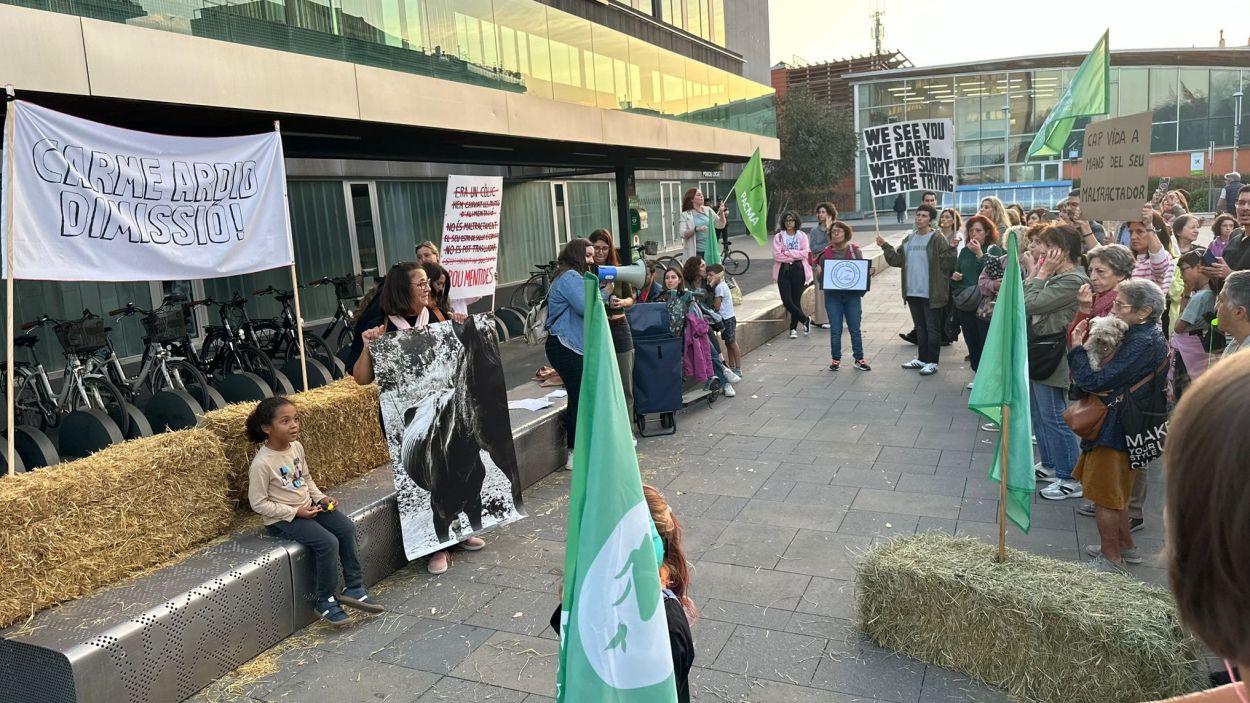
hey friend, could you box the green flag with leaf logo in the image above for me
[555,273,678,703]
[1026,30,1110,160]
[734,148,769,246]
[967,230,1035,533]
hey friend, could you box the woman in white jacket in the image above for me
[680,188,727,260]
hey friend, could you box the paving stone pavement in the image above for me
[191,267,1167,703]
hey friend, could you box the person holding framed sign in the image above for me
[817,221,873,372]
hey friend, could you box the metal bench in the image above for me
[0,403,566,703]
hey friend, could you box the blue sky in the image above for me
[769,1,1249,68]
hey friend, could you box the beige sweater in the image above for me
[248,442,326,525]
[1148,684,1242,702]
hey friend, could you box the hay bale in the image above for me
[200,378,389,505]
[856,533,1205,703]
[0,429,232,629]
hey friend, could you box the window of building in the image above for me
[1152,122,1178,153]
[1210,70,1240,118]
[1117,68,1149,116]
[1178,68,1209,121]
[1150,67,1179,123]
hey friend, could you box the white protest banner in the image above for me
[1,101,293,281]
[1078,112,1152,222]
[863,118,956,198]
[440,175,503,301]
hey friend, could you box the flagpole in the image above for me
[997,403,1010,563]
[5,88,17,476]
[274,120,308,392]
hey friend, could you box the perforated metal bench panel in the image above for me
[0,407,564,703]
[0,536,294,703]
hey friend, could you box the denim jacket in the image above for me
[545,270,604,355]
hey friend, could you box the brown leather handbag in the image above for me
[1063,393,1109,441]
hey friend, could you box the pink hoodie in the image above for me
[772,230,813,284]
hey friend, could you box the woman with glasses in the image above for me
[350,262,478,574]
[1067,279,1169,573]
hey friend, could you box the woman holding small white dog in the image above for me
[1022,225,1089,501]
[1067,279,1169,573]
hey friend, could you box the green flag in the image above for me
[556,273,678,703]
[968,230,1035,533]
[704,223,722,265]
[1026,30,1109,159]
[733,148,769,246]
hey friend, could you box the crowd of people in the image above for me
[773,179,1250,579]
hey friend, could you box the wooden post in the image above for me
[997,404,1011,563]
[274,120,308,392]
[5,90,17,476]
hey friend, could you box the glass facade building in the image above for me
[853,63,1250,212]
[6,0,773,136]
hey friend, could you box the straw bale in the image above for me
[856,533,1205,703]
[200,378,389,506]
[0,428,232,629]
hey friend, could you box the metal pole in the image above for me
[4,89,17,476]
[274,120,308,392]
[1234,91,1243,175]
[997,404,1011,563]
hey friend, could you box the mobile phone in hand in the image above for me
[1202,248,1219,267]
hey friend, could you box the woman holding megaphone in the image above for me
[545,238,600,469]
[590,229,638,424]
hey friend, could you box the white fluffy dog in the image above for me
[1084,316,1128,371]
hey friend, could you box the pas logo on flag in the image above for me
[576,502,671,686]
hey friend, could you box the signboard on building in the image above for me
[1078,112,1152,222]
[440,175,503,301]
[1190,151,1205,176]
[862,118,956,198]
[1,101,293,282]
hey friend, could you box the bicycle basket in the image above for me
[141,308,189,343]
[55,318,109,355]
[334,277,363,301]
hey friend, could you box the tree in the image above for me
[766,87,857,227]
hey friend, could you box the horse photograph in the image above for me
[369,315,525,559]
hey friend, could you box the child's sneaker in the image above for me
[854,359,872,371]
[828,359,841,371]
[339,586,385,613]
[315,597,353,626]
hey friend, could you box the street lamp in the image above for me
[1235,90,1244,173]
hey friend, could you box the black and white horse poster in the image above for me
[370,316,525,559]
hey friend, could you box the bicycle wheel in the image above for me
[151,359,214,411]
[281,330,338,375]
[222,344,282,392]
[334,321,354,350]
[199,332,228,373]
[76,375,132,437]
[657,256,683,272]
[510,276,546,309]
[723,250,751,276]
[248,321,284,359]
[12,369,54,431]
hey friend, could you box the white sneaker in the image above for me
[966,381,975,390]
[723,383,736,397]
[561,454,573,471]
[901,359,924,370]
[789,330,798,339]
[981,422,1000,432]
[723,368,742,384]
[919,363,939,376]
[1040,478,1083,500]
[1034,463,1057,481]
[1085,544,1144,564]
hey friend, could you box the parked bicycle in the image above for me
[720,235,751,276]
[308,271,374,351]
[251,285,341,377]
[190,295,284,391]
[96,296,215,410]
[7,310,131,435]
[510,260,558,309]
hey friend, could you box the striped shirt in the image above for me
[1131,248,1174,290]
